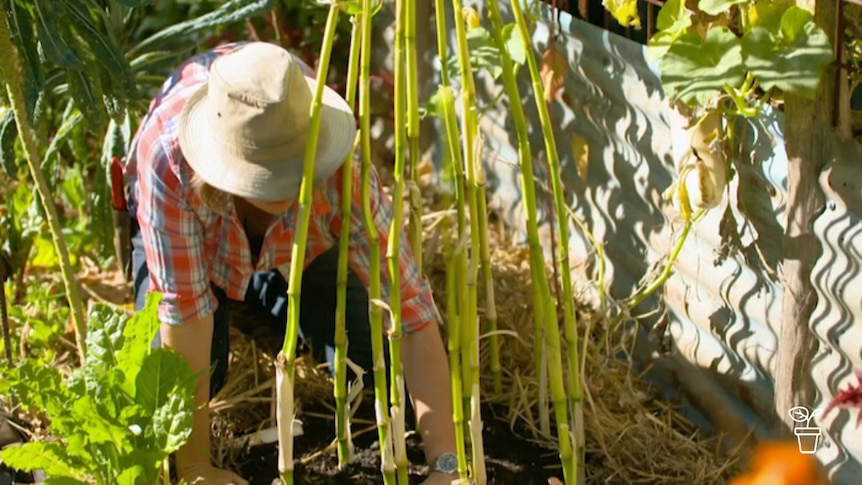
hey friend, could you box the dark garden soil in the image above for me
[238,401,562,485]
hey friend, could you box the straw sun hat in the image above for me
[178,42,357,201]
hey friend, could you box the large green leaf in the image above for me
[0,442,82,479]
[659,28,744,105]
[116,292,162,392]
[646,0,691,62]
[748,0,797,32]
[152,392,194,454]
[33,0,83,70]
[741,7,833,97]
[698,0,747,16]
[42,478,90,485]
[447,27,505,80]
[5,0,43,118]
[134,349,194,417]
[501,24,526,67]
[84,301,128,373]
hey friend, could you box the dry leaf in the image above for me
[571,134,589,180]
[540,45,567,101]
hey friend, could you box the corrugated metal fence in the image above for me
[433,3,862,483]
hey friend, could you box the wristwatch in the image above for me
[431,452,458,475]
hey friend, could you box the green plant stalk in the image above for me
[439,85,471,485]
[359,0,395,480]
[334,12,363,468]
[277,6,341,484]
[475,176,502,394]
[389,0,410,481]
[486,0,554,437]
[510,0,583,478]
[449,3,487,480]
[405,0,423,274]
[598,214,698,353]
[509,3,577,480]
[0,9,87,363]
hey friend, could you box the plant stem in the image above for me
[439,85,472,485]
[277,5,341,484]
[597,213,698,354]
[486,0,551,440]
[510,2,582,480]
[405,0,423,273]
[389,0,410,481]
[359,0,395,480]
[334,12,363,468]
[0,8,88,363]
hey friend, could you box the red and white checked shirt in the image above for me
[125,43,435,333]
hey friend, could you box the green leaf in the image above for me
[134,349,194,417]
[741,7,833,97]
[0,359,68,412]
[602,0,641,28]
[5,0,44,118]
[43,111,84,166]
[0,109,19,178]
[33,1,84,70]
[646,0,691,62]
[84,302,128,374]
[501,24,526,67]
[130,0,275,57]
[659,28,744,105]
[0,442,83,479]
[748,0,796,32]
[698,0,747,16]
[447,27,504,79]
[116,292,162,393]
[116,466,148,485]
[152,393,194,454]
[42,478,90,485]
[66,69,106,130]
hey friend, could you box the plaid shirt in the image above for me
[125,43,435,333]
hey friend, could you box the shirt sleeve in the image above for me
[343,159,438,333]
[136,128,216,325]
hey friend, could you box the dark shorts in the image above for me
[131,221,378,397]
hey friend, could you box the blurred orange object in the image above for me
[728,441,828,485]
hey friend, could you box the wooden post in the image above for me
[774,0,840,431]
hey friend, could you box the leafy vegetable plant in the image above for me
[0,293,195,484]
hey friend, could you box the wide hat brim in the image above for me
[178,76,357,202]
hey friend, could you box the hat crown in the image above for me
[206,43,310,159]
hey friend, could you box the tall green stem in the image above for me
[439,86,472,485]
[510,3,583,481]
[508,4,576,481]
[0,7,87,363]
[405,0,423,274]
[448,4,487,481]
[359,0,395,481]
[277,6,340,484]
[334,12,363,468]
[389,0,410,481]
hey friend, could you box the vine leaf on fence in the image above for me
[501,24,526,67]
[646,0,691,63]
[741,7,832,98]
[660,27,744,106]
[748,0,797,32]
[602,0,641,28]
[698,0,747,17]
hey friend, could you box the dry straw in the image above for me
[212,220,745,484]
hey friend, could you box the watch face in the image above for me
[435,452,459,474]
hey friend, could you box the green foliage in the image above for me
[741,7,833,97]
[0,293,196,485]
[660,28,744,106]
[647,0,833,110]
[602,0,640,28]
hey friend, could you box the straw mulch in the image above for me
[211,211,745,484]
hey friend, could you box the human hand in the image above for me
[177,463,248,485]
[420,471,460,485]
[548,478,564,485]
